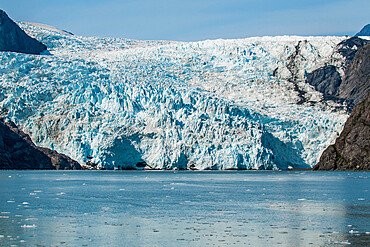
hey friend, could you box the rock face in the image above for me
[306,37,369,109]
[0,119,81,170]
[313,92,370,170]
[306,65,342,99]
[339,44,370,107]
[356,24,370,36]
[0,9,47,54]
[336,37,370,65]
[313,44,370,171]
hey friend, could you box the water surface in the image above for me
[0,171,369,246]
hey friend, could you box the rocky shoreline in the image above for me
[0,119,81,170]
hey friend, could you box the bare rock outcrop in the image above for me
[306,37,369,108]
[0,119,81,170]
[313,92,370,170]
[313,44,370,171]
[338,44,370,107]
[355,24,370,36]
[0,9,47,54]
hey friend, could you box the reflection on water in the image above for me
[0,171,369,246]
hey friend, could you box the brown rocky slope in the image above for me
[0,119,81,170]
[313,92,369,170]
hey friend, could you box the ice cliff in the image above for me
[0,22,362,170]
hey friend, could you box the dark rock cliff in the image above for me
[306,65,342,100]
[339,44,370,107]
[336,37,370,65]
[313,44,370,171]
[306,38,370,110]
[0,9,47,54]
[313,92,370,170]
[0,119,81,170]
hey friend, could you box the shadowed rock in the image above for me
[339,44,370,107]
[313,92,370,170]
[336,37,369,65]
[355,24,370,36]
[306,39,369,110]
[313,44,370,171]
[306,65,342,99]
[0,119,81,170]
[0,9,47,54]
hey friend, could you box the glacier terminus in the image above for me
[1,22,366,170]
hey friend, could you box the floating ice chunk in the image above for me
[330,240,351,245]
[25,218,38,221]
[21,224,36,228]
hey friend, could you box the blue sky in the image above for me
[1,0,369,41]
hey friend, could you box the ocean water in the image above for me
[0,171,369,246]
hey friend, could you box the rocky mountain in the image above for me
[306,37,369,109]
[356,24,370,36]
[0,119,81,170]
[313,92,370,171]
[339,44,370,107]
[314,44,370,171]
[0,9,47,54]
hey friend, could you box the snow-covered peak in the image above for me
[24,22,74,36]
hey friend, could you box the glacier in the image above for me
[0,22,356,170]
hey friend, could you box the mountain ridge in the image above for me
[355,24,370,36]
[0,9,47,54]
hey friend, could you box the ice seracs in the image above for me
[0,22,362,170]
